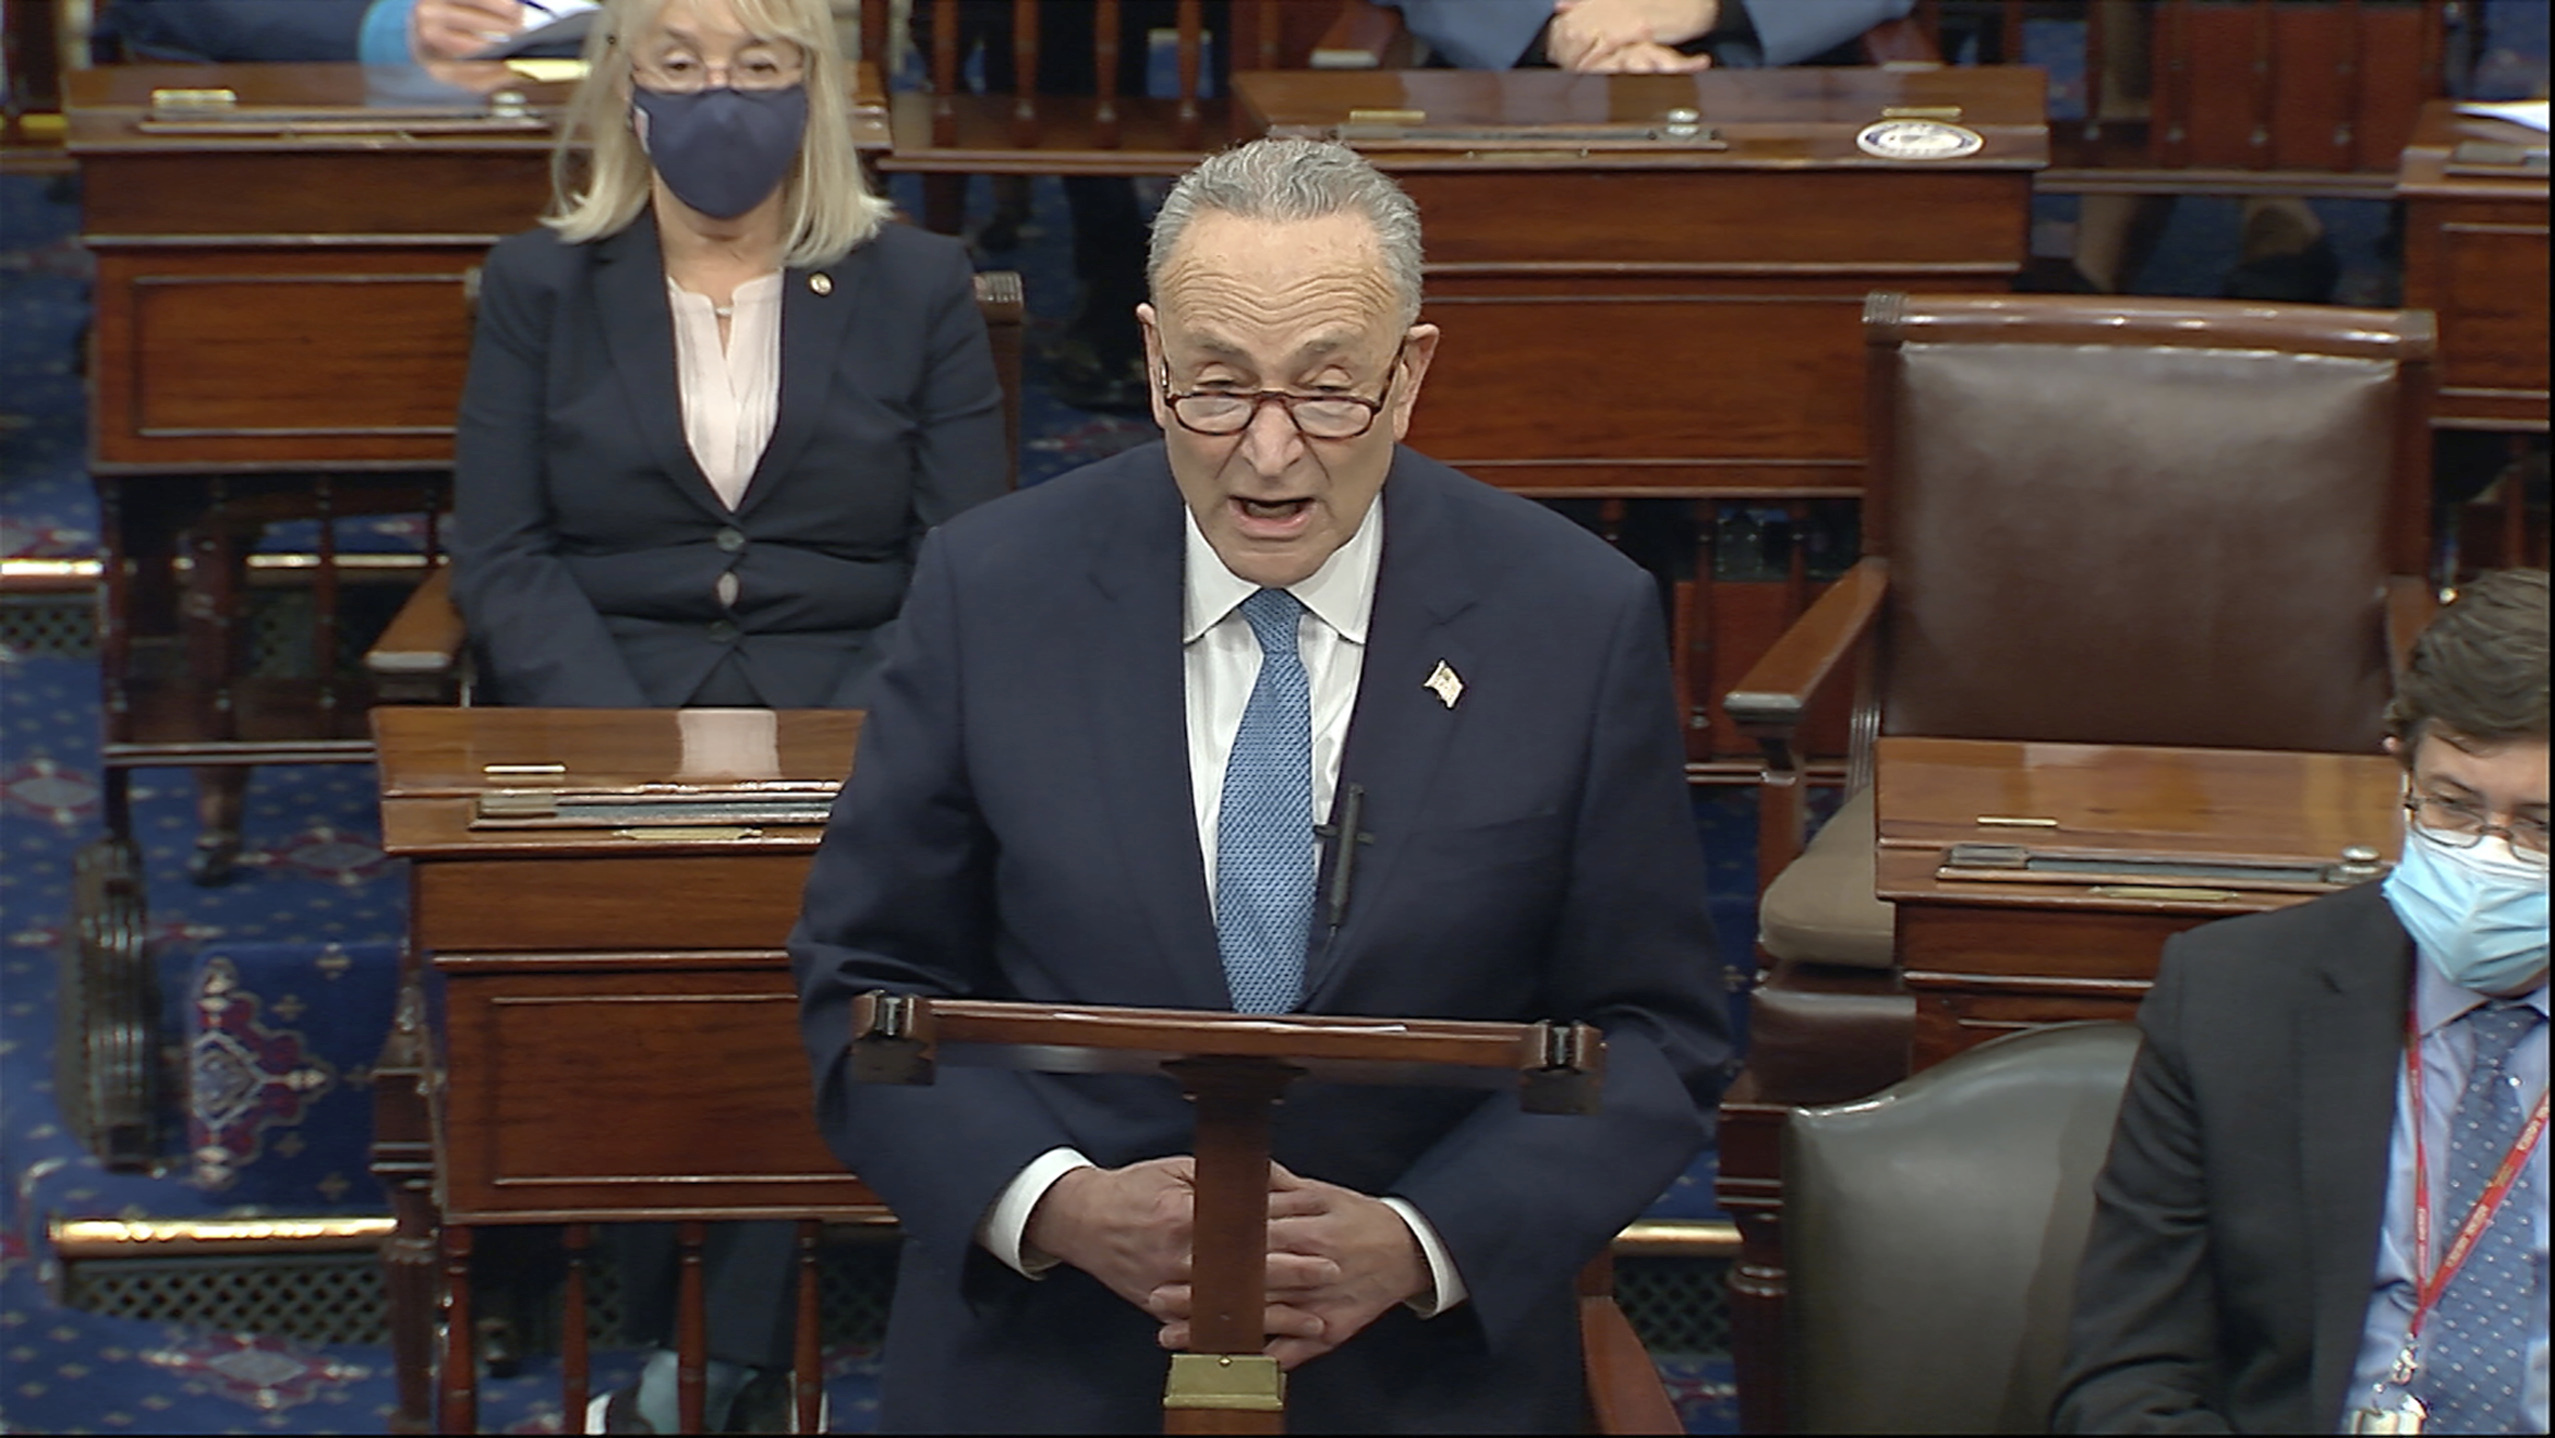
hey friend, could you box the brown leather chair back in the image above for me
[1865,293,2433,754]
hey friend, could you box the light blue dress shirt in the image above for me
[357,0,418,66]
[2344,960,2549,1432]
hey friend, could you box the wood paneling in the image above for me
[2436,223,2553,411]
[413,856,817,952]
[1398,169,2028,271]
[436,961,871,1222]
[94,249,488,468]
[2397,99,2546,433]
[80,150,549,238]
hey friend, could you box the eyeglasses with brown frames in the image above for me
[1157,342,1408,440]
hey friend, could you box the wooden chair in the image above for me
[1716,291,2437,1431]
[364,270,1026,702]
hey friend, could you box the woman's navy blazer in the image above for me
[451,212,1007,708]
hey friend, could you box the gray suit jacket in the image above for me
[2054,882,2410,1433]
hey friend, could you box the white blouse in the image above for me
[666,272,782,608]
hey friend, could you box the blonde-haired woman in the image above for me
[449,1,1002,1430]
[453,0,1005,715]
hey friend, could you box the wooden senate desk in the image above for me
[370,707,877,1435]
[2397,99,2551,437]
[1234,67,2046,772]
[1717,735,2405,1431]
[1872,736,2405,1069]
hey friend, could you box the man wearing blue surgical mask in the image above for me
[2058,569,2549,1435]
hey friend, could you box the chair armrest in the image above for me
[2383,574,2436,683]
[366,564,465,685]
[1581,1293,1681,1434]
[1857,15,1942,67]
[1724,557,1889,746]
[1310,0,1415,69]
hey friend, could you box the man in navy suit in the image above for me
[791,136,1733,1432]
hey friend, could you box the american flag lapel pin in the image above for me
[1423,660,1464,710]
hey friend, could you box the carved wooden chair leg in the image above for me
[794,1221,825,1434]
[677,1220,710,1434]
[562,1224,593,1425]
[372,975,441,1434]
[439,1224,479,1435]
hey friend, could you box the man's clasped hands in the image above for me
[1546,0,1725,74]
[1025,1157,1432,1369]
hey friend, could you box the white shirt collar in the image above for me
[1182,494,1383,646]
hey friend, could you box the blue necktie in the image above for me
[2413,998,2544,1435]
[1214,589,1314,1015]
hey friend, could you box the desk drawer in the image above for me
[1896,902,2214,984]
[415,854,815,952]
[1400,169,2027,270]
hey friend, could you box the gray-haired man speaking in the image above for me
[792,138,1734,1431]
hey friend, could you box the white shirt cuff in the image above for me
[976,1147,1094,1277]
[1381,1197,1468,1317]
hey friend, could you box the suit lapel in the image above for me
[592,214,731,523]
[1081,455,1230,1011]
[2297,890,2414,1429]
[736,244,866,518]
[1301,458,1480,1006]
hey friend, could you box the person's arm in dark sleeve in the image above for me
[2051,945,2237,1434]
[827,239,1007,710]
[1728,0,1916,68]
[1386,569,1737,1348]
[792,532,1082,1271]
[448,238,652,708]
[1384,0,1558,68]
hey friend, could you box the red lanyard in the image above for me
[2401,1002,2549,1354]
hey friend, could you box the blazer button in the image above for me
[715,526,746,553]
[707,619,739,643]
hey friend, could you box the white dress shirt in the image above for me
[975,497,1470,1317]
[666,272,782,607]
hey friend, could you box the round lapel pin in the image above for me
[809,272,833,296]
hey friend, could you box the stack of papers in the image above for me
[2456,99,2551,134]
[474,0,601,61]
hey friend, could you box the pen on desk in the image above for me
[1317,782,1372,932]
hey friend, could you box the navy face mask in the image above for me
[631,84,809,221]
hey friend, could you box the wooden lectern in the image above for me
[843,994,1645,1434]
